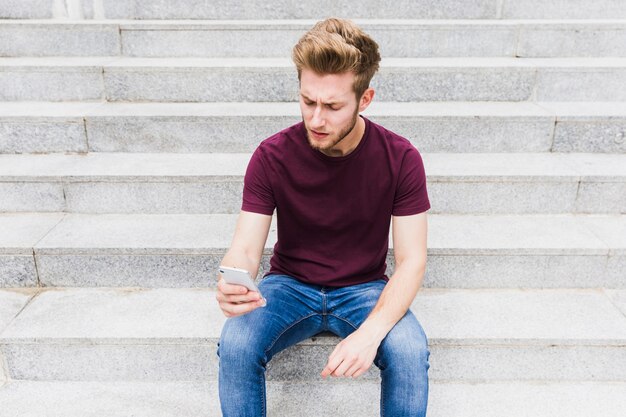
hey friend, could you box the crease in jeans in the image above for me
[263,312,320,361]
[328,313,359,331]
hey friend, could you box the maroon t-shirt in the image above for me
[242,115,430,287]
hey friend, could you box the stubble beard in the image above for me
[305,107,360,154]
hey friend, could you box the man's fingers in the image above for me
[332,357,357,377]
[321,353,342,377]
[216,277,263,303]
[351,368,367,378]
[215,276,265,317]
[216,290,261,304]
[345,361,364,378]
[321,366,334,378]
[320,361,333,377]
[220,298,264,317]
[217,277,249,295]
[230,299,263,315]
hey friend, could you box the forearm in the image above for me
[219,249,261,280]
[359,259,426,341]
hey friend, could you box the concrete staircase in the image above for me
[1,1,625,416]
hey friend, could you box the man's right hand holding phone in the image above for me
[215,274,266,318]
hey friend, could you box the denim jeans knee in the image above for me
[376,310,430,417]
[378,310,429,369]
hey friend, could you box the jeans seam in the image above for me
[261,371,266,417]
[263,312,320,359]
[381,373,385,417]
[327,313,359,331]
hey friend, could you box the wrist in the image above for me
[359,318,392,342]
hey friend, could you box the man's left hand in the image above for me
[320,327,382,379]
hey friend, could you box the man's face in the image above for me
[299,69,361,154]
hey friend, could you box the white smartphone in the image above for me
[218,265,266,306]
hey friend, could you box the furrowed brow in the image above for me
[300,93,341,105]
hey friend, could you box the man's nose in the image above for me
[311,104,325,127]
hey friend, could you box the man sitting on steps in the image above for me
[215,17,431,417]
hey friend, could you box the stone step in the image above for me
[0,212,624,289]
[0,287,625,382]
[2,101,626,154]
[3,19,626,58]
[3,0,626,20]
[0,379,625,417]
[0,152,624,214]
[2,57,626,102]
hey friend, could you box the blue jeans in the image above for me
[216,274,430,416]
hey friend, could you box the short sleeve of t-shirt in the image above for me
[241,147,276,215]
[392,147,430,216]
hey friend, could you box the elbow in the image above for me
[395,256,426,276]
[395,246,427,269]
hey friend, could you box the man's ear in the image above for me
[358,88,375,112]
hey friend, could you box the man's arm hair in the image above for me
[219,210,273,280]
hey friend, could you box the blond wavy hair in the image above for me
[292,18,381,100]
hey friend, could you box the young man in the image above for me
[215,18,431,417]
